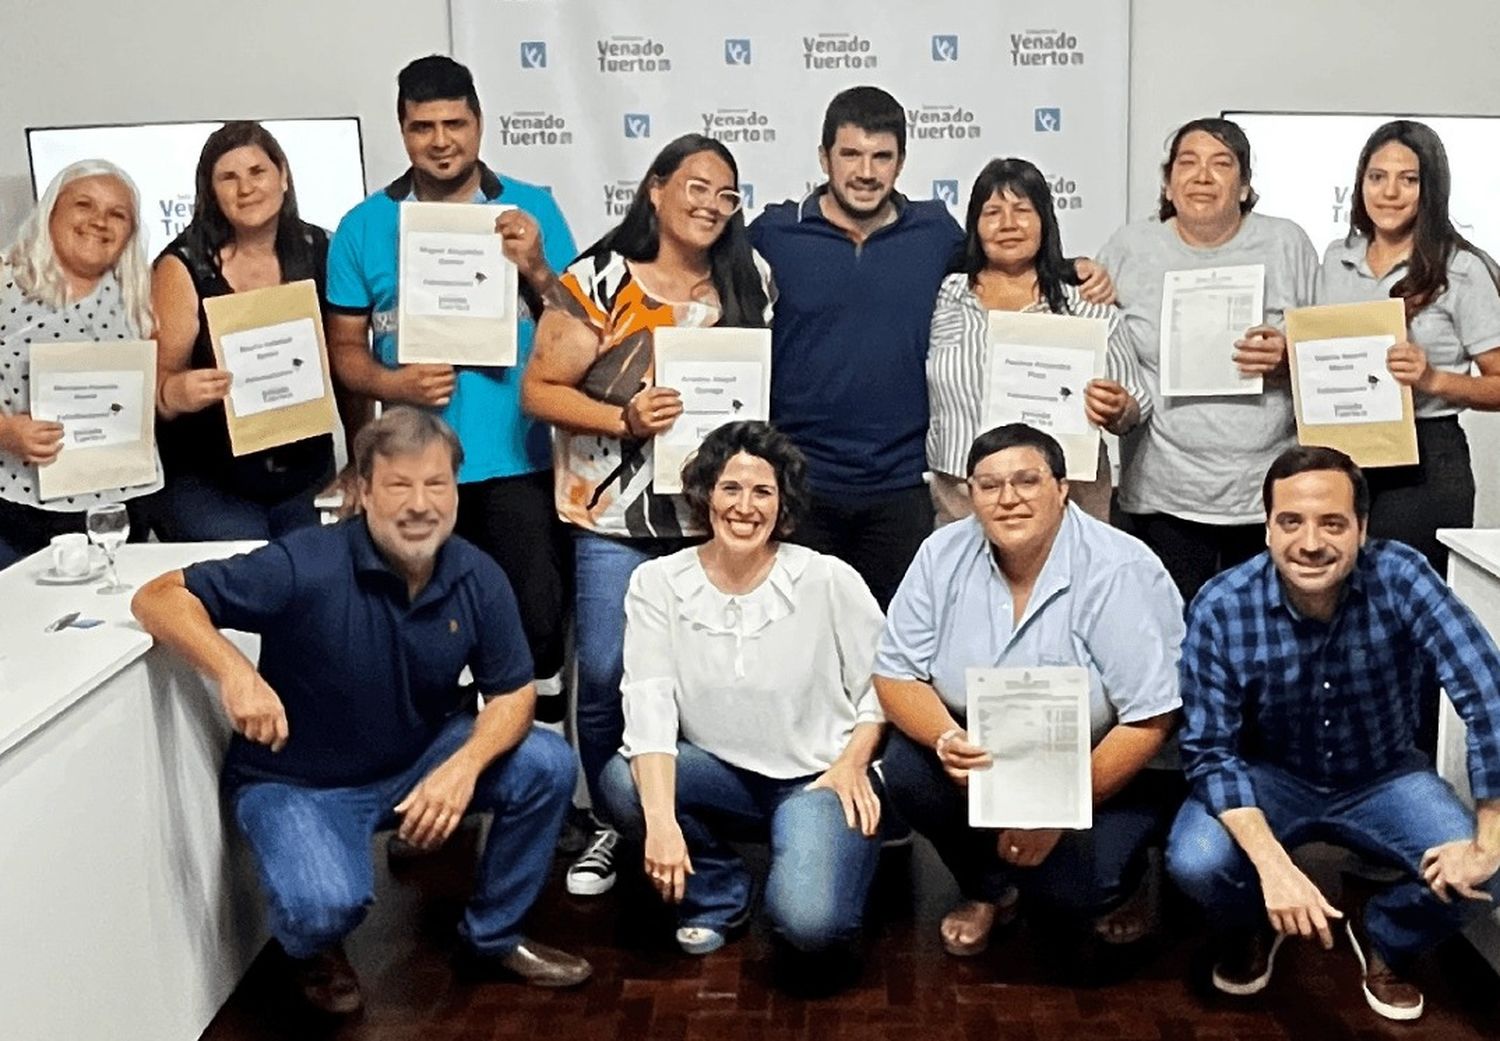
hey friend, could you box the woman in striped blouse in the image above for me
[926,158,1149,525]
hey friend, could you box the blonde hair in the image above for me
[5,159,155,336]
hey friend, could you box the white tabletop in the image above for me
[0,542,260,756]
[1437,528,1500,582]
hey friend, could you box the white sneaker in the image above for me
[565,828,619,896]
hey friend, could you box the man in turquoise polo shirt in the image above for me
[327,55,577,703]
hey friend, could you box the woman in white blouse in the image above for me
[926,158,1148,526]
[598,420,886,967]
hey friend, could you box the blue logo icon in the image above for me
[520,41,547,69]
[932,180,960,207]
[931,35,959,62]
[1034,108,1062,132]
[624,113,652,139]
[724,38,752,65]
[740,183,755,210]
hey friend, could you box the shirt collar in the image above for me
[969,503,1079,607]
[347,517,464,606]
[665,543,813,636]
[1332,232,1405,281]
[383,162,505,202]
[1264,547,1369,620]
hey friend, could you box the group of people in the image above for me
[4,52,1500,1024]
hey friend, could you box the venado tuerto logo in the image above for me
[598,35,672,72]
[803,32,878,70]
[1048,173,1085,211]
[724,38,752,65]
[702,108,777,145]
[1034,108,1061,133]
[157,194,192,237]
[496,110,573,147]
[931,35,958,62]
[602,179,638,219]
[932,180,960,208]
[1011,28,1084,66]
[623,113,652,139]
[908,103,982,141]
[520,41,547,69]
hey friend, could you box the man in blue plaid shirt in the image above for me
[1167,445,1500,1022]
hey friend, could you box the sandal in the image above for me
[941,886,1020,957]
[1092,847,1163,946]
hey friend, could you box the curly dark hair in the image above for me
[680,421,809,539]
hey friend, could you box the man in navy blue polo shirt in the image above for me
[326,55,577,718]
[132,408,590,1015]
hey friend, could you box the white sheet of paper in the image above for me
[32,370,145,449]
[1294,334,1402,426]
[983,343,1093,437]
[657,360,767,446]
[1160,264,1265,397]
[220,317,329,418]
[403,231,508,320]
[966,666,1092,830]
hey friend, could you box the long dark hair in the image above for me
[1349,120,1500,318]
[950,158,1078,315]
[581,134,769,328]
[185,120,316,280]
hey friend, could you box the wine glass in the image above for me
[85,503,131,595]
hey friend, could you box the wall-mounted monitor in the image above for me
[26,117,367,260]
[1224,111,1500,259]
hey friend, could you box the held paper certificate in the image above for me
[966,666,1092,830]
[985,312,1108,481]
[29,340,157,500]
[397,201,519,366]
[652,327,772,495]
[1159,264,1265,397]
[204,279,338,456]
[1285,299,1416,467]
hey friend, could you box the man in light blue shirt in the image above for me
[874,423,1184,965]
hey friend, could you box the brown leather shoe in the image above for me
[290,945,364,1015]
[1345,919,1424,1020]
[461,939,592,988]
[1211,924,1285,996]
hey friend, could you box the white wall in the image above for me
[1,0,1496,519]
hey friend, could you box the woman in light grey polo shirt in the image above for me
[1316,120,1500,576]
[1096,117,1319,602]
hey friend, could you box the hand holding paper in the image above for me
[389,363,457,408]
[1083,378,1131,430]
[1233,325,1288,376]
[1386,341,1434,391]
[0,414,64,465]
[166,368,233,414]
[626,386,683,438]
[495,208,547,283]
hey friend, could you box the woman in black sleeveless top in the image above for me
[148,121,334,540]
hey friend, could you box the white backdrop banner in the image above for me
[452,0,1130,255]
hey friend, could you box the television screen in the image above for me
[1224,111,1500,260]
[27,117,367,260]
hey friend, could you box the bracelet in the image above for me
[934,727,963,756]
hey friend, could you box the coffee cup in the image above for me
[50,533,91,577]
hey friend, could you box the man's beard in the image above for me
[826,180,892,220]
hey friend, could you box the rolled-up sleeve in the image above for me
[1179,602,1259,815]
[874,539,937,682]
[826,558,886,725]
[619,560,681,759]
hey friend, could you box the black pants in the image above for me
[1123,512,1265,606]
[0,496,151,570]
[789,483,934,610]
[455,470,571,679]
[1366,416,1474,578]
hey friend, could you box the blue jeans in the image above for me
[1167,761,1500,967]
[573,530,686,809]
[881,729,1179,921]
[598,744,884,951]
[231,715,575,959]
[147,472,321,542]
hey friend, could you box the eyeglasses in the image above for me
[968,468,1051,500]
[684,177,743,217]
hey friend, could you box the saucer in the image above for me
[37,560,109,585]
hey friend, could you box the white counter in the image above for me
[1435,528,1500,972]
[0,543,266,1041]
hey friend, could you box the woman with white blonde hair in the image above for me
[0,159,161,568]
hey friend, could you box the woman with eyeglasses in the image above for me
[523,133,772,899]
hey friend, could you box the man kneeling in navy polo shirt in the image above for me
[133,407,590,1015]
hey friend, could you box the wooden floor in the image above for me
[202,833,1500,1041]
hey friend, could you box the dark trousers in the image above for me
[1366,416,1473,578]
[1123,512,1265,605]
[790,483,934,610]
[881,729,1181,925]
[456,470,571,679]
[143,472,321,543]
[0,496,150,571]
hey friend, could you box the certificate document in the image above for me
[204,279,338,456]
[398,202,519,366]
[985,312,1108,481]
[652,327,772,494]
[966,666,1092,830]
[29,340,157,500]
[1159,264,1265,397]
[1293,335,1402,425]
